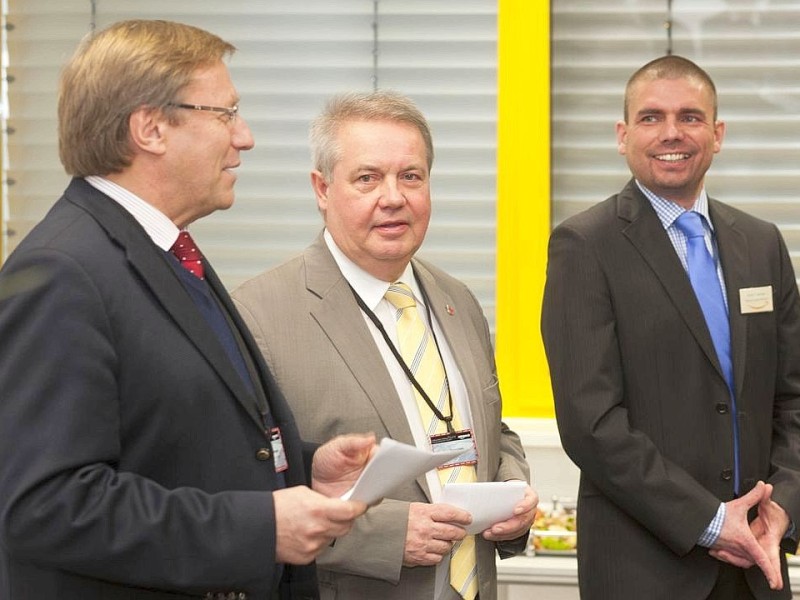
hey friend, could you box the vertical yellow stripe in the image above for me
[496,0,553,417]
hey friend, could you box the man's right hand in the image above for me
[274,485,367,565]
[402,502,472,567]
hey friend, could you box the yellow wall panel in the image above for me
[496,0,553,417]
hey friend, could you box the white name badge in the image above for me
[739,286,773,314]
[270,427,288,473]
[431,429,478,469]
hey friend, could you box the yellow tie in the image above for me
[384,282,478,600]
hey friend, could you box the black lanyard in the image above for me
[350,283,455,433]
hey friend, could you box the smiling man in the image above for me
[541,55,800,600]
[232,90,537,600]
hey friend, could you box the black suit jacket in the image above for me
[541,180,800,599]
[0,178,318,599]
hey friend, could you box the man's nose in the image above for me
[233,115,255,151]
[379,179,406,207]
[660,117,684,142]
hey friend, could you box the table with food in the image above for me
[529,496,577,556]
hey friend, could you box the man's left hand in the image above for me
[482,484,538,542]
[749,491,791,587]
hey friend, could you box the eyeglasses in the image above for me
[168,102,239,124]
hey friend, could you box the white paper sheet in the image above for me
[341,438,462,504]
[441,480,528,534]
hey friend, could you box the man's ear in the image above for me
[615,120,628,156]
[128,107,168,156]
[310,170,329,213]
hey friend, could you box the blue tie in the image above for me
[675,210,739,493]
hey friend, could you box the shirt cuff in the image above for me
[785,519,796,539]
[697,503,726,547]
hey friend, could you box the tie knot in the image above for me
[385,282,416,311]
[170,231,205,280]
[675,210,706,239]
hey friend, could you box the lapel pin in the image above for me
[445,304,455,316]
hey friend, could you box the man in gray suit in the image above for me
[541,55,800,599]
[233,90,537,600]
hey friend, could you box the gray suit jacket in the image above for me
[541,179,800,600]
[233,233,529,600]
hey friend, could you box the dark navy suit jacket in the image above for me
[0,178,318,599]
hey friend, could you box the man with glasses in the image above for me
[0,19,375,599]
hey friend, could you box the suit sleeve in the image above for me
[0,249,277,595]
[464,282,529,485]
[464,282,531,557]
[318,500,410,583]
[494,420,531,559]
[234,292,412,583]
[541,223,720,555]
[764,226,800,551]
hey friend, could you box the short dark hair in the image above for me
[623,55,718,123]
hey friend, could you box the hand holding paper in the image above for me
[441,480,530,534]
[341,437,462,504]
[311,433,377,499]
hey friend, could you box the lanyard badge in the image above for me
[431,428,478,469]
[270,427,288,473]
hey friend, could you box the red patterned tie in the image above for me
[170,231,205,280]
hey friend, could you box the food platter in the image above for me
[531,529,577,556]
[529,497,577,556]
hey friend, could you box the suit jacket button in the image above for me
[721,469,733,481]
[715,403,729,414]
[256,448,271,461]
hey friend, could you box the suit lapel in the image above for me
[201,265,268,426]
[304,237,417,445]
[618,181,729,387]
[65,179,264,428]
[710,200,749,399]
[413,261,491,482]
[303,237,437,500]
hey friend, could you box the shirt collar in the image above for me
[322,229,420,310]
[635,180,713,231]
[85,175,182,250]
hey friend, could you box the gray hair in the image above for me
[309,89,434,180]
